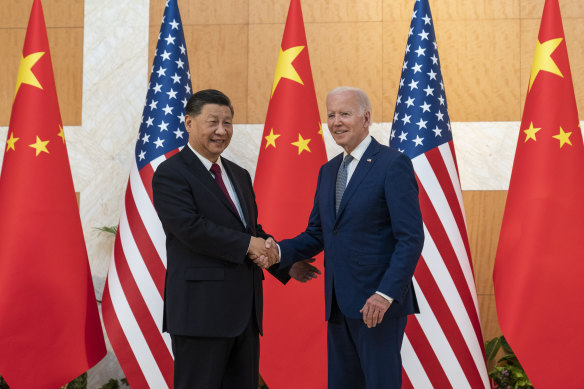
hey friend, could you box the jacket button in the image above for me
[333,229,338,235]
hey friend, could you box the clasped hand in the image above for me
[248,238,321,284]
[248,237,279,269]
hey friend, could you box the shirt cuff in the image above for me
[375,291,394,303]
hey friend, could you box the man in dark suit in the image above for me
[152,89,313,389]
[277,87,424,388]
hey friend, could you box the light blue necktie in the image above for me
[335,154,354,214]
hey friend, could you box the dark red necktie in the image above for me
[210,163,237,211]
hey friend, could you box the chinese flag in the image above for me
[0,1,106,388]
[493,0,584,387]
[255,0,328,387]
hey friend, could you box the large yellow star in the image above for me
[6,132,19,152]
[271,46,305,97]
[264,128,280,149]
[58,125,65,143]
[291,133,311,155]
[529,38,563,91]
[14,52,45,98]
[523,122,541,142]
[29,136,50,156]
[552,127,572,148]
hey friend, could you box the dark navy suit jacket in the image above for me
[279,137,424,320]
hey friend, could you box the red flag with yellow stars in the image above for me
[255,0,327,387]
[493,0,584,387]
[0,1,106,387]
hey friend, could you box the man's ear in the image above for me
[363,111,371,126]
[184,114,192,133]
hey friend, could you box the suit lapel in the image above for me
[179,148,243,223]
[222,159,250,228]
[335,139,380,221]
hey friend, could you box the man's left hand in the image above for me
[289,258,321,282]
[359,294,391,328]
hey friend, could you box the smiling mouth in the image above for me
[334,130,348,135]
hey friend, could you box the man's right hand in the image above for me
[248,236,279,269]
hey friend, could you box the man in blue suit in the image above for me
[278,87,424,388]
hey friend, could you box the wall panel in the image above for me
[150,0,249,26]
[521,0,584,19]
[384,0,519,21]
[1,0,83,28]
[463,190,507,341]
[249,0,381,23]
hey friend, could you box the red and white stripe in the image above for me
[102,150,179,389]
[401,141,490,388]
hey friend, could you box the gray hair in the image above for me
[327,86,372,116]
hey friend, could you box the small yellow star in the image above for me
[271,46,305,97]
[264,128,281,149]
[291,133,311,155]
[6,132,19,152]
[523,122,541,142]
[58,125,65,143]
[552,127,572,148]
[529,38,563,91]
[29,136,50,156]
[14,52,45,98]
[318,122,324,139]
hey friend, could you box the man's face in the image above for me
[185,103,233,162]
[326,91,370,154]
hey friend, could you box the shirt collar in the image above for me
[344,134,372,162]
[187,143,224,172]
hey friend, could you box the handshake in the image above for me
[248,236,279,269]
[248,236,321,283]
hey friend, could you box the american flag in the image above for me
[101,1,192,387]
[389,0,489,387]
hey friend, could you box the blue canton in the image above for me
[136,0,192,170]
[389,0,451,159]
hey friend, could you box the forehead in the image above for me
[326,91,359,112]
[199,103,232,118]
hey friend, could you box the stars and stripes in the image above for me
[389,0,489,388]
[101,1,192,387]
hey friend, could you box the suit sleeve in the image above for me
[152,161,251,264]
[377,153,424,302]
[278,167,325,268]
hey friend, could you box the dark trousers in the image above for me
[327,295,408,389]
[171,316,259,389]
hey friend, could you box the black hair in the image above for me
[185,89,234,117]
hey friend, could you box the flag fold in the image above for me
[494,1,584,387]
[101,0,192,387]
[389,0,489,387]
[0,0,106,387]
[255,0,328,387]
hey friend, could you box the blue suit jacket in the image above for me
[279,137,424,320]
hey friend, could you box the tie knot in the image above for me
[210,163,221,176]
[343,154,354,166]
